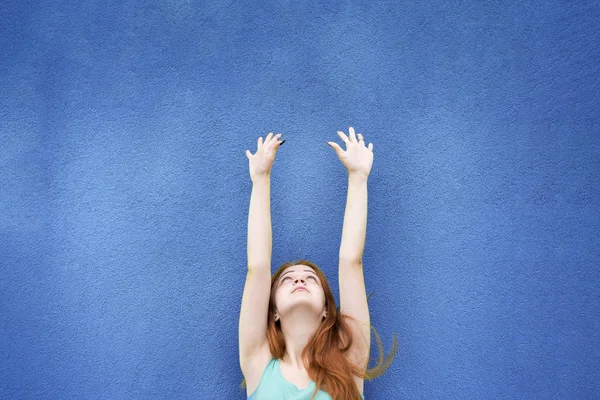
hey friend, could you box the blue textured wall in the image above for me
[1,0,599,399]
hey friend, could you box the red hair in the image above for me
[241,259,397,399]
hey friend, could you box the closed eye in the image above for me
[281,276,317,283]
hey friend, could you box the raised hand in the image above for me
[246,132,285,181]
[327,126,373,179]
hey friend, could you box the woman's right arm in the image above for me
[239,133,283,373]
[246,175,272,269]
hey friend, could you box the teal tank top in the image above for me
[247,357,365,400]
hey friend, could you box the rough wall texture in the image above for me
[1,0,599,399]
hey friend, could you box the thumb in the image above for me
[246,150,252,160]
[326,141,343,154]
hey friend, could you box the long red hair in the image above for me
[241,259,397,399]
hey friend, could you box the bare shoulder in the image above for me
[241,342,272,397]
[354,375,365,397]
[350,349,368,396]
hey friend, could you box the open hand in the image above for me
[327,126,373,178]
[246,132,284,181]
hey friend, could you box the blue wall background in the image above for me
[1,0,599,399]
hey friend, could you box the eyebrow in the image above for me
[278,269,318,283]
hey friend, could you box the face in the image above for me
[273,265,326,320]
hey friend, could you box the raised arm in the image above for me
[327,127,373,382]
[338,173,371,366]
[339,173,368,262]
[239,133,284,374]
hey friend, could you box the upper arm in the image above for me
[338,258,371,370]
[239,266,271,371]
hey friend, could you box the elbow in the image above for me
[338,257,363,268]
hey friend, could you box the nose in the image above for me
[294,277,306,284]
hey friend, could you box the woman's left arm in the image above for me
[338,173,371,368]
[339,173,368,261]
[327,127,374,369]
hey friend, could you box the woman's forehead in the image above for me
[280,266,317,277]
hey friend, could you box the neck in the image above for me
[279,309,322,369]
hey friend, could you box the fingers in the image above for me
[336,131,349,143]
[269,133,282,148]
[337,127,358,143]
[348,126,357,142]
[265,132,282,144]
[258,132,273,149]
[335,128,373,152]
[357,133,365,146]
[248,132,282,160]
[257,132,282,149]
[327,141,343,154]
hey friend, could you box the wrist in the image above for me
[251,173,270,184]
[348,172,369,183]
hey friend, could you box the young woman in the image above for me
[239,128,396,399]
